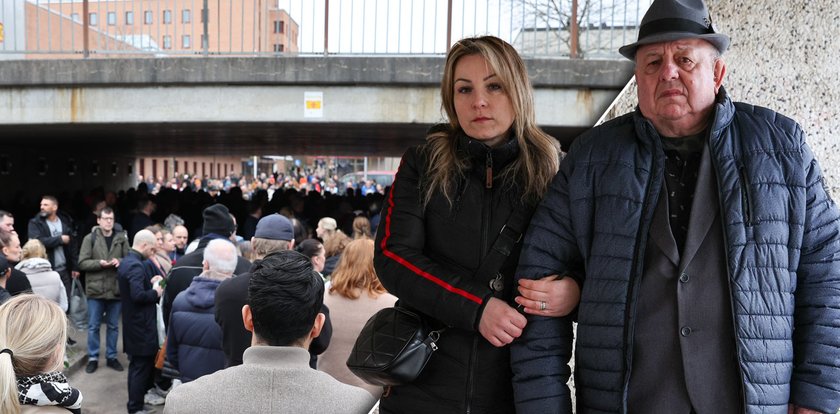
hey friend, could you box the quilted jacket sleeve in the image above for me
[510,156,582,414]
[374,147,491,331]
[791,137,840,413]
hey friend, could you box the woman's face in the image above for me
[452,54,515,148]
[3,234,22,262]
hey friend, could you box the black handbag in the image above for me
[346,203,533,387]
[346,305,441,386]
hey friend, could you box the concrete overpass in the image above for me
[0,56,633,157]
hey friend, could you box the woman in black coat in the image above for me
[373,36,579,413]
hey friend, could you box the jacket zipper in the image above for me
[467,150,494,413]
[711,136,748,412]
[485,151,493,189]
[737,164,755,226]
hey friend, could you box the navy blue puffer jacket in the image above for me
[167,276,226,383]
[511,88,840,414]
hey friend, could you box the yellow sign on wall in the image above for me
[0,23,4,43]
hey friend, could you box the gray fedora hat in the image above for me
[619,0,729,60]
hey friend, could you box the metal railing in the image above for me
[0,0,651,59]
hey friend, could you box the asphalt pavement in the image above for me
[65,320,161,414]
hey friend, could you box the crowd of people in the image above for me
[0,0,838,413]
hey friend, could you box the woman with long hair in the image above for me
[16,239,67,311]
[0,294,83,413]
[373,36,579,413]
[318,239,396,397]
[351,216,372,240]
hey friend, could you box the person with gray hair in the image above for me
[165,239,237,384]
[511,0,840,412]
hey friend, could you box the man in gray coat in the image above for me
[78,207,129,374]
[163,250,374,414]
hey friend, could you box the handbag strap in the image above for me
[475,201,534,294]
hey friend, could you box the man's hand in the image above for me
[151,275,164,296]
[71,271,80,279]
[478,297,527,347]
[515,275,581,317]
[788,404,825,414]
[61,235,70,244]
[110,258,120,268]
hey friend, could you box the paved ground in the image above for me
[64,321,162,414]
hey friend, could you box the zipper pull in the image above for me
[485,151,493,189]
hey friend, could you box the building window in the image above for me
[107,12,116,26]
[182,9,191,23]
[273,44,284,52]
[144,11,153,24]
[182,35,191,49]
[125,11,134,25]
[273,20,285,34]
[163,35,172,49]
[163,10,172,24]
[89,12,98,26]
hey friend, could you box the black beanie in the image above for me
[202,204,235,236]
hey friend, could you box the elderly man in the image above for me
[171,225,189,261]
[118,230,164,414]
[163,251,374,414]
[166,239,237,383]
[510,0,840,413]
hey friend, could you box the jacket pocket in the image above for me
[86,274,105,297]
[738,164,755,226]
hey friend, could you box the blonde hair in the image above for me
[352,216,372,240]
[329,239,386,299]
[250,237,291,259]
[20,239,47,261]
[323,230,351,257]
[0,294,67,414]
[424,35,560,206]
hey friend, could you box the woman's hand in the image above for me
[478,297,527,347]
[515,275,580,317]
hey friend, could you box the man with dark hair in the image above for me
[0,210,14,233]
[78,207,129,374]
[128,197,155,243]
[214,213,331,368]
[28,195,78,300]
[163,250,374,414]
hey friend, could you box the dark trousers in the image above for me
[127,354,155,413]
[56,268,71,303]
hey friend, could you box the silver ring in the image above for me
[540,301,546,311]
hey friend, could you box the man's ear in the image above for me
[202,259,210,271]
[309,312,326,340]
[713,57,727,93]
[241,304,254,333]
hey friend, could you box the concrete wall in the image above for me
[603,0,840,197]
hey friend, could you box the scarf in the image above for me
[17,372,83,413]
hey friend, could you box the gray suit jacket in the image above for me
[163,346,376,414]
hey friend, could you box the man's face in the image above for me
[0,215,13,233]
[635,38,725,136]
[162,233,176,253]
[173,226,188,249]
[39,199,57,218]
[154,232,164,251]
[97,212,115,232]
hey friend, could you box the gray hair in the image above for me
[203,239,238,279]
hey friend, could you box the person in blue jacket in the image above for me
[511,0,840,413]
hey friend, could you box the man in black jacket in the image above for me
[28,195,78,299]
[215,213,332,368]
[118,229,164,414]
[163,204,251,327]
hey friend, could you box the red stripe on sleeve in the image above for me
[380,162,483,305]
